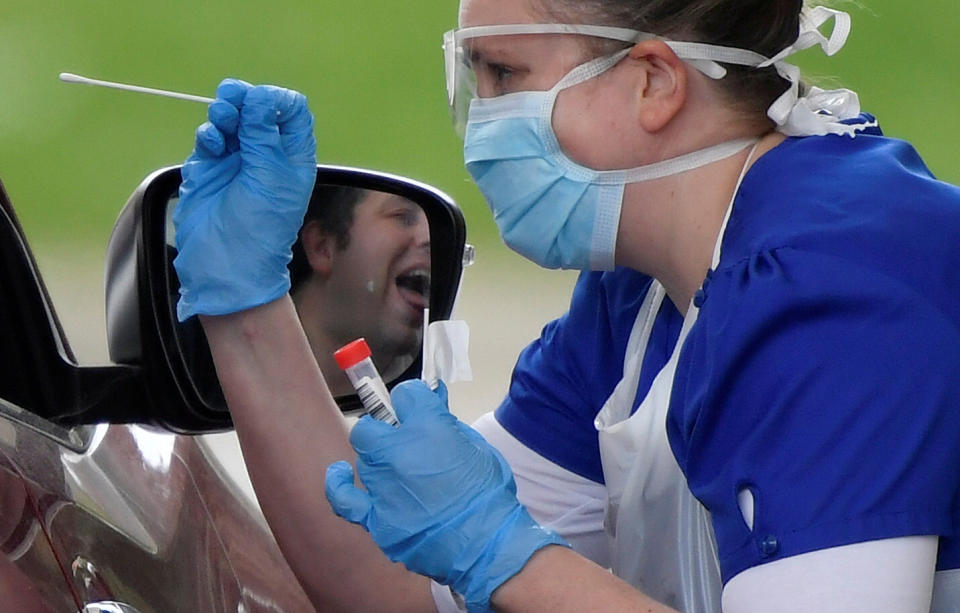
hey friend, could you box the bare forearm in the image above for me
[491,546,678,613]
[200,297,434,612]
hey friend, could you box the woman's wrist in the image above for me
[490,546,679,613]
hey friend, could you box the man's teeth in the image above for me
[396,269,431,297]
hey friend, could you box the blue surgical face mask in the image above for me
[463,50,756,271]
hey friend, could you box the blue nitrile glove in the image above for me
[173,78,317,321]
[325,380,569,612]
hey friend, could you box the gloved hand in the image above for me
[173,78,317,321]
[325,380,568,612]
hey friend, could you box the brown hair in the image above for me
[539,0,807,126]
[288,182,367,293]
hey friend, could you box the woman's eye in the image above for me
[476,61,516,95]
[468,52,525,98]
[490,63,513,84]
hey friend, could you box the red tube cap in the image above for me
[334,338,372,370]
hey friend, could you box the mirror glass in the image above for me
[164,182,431,407]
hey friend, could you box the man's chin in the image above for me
[371,329,422,376]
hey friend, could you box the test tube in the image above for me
[334,338,399,426]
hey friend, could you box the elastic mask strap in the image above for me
[538,47,631,165]
[598,138,758,184]
[540,49,760,185]
[551,47,634,93]
[665,7,870,137]
[545,130,759,186]
[621,8,870,137]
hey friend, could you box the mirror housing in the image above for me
[105,165,467,432]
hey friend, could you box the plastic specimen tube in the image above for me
[334,338,399,426]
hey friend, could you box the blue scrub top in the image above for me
[496,118,960,581]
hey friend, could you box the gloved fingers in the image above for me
[237,87,285,159]
[325,461,373,526]
[433,380,450,407]
[391,379,451,423]
[274,88,311,129]
[194,122,226,158]
[349,415,400,456]
[213,80,249,155]
[215,78,252,107]
[208,99,241,152]
[280,128,317,165]
[239,85,316,161]
[177,149,240,199]
[275,91,316,161]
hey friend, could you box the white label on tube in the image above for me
[355,375,398,426]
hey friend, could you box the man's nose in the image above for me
[414,218,430,248]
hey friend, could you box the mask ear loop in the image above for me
[641,7,869,138]
[538,48,757,185]
[537,47,634,166]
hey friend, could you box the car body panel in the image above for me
[0,440,75,612]
[0,413,315,612]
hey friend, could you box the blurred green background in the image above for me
[2,0,957,254]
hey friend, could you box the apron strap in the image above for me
[711,142,761,270]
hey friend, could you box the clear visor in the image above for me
[442,24,653,137]
[443,9,858,139]
[441,24,777,138]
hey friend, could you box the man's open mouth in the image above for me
[395,268,431,306]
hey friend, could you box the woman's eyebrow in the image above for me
[465,37,518,65]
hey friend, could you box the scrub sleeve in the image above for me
[670,246,960,582]
[494,268,683,484]
[667,127,960,582]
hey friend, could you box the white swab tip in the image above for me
[59,72,85,83]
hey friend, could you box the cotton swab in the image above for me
[421,307,435,388]
[58,72,214,104]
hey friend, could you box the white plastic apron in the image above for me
[595,280,721,612]
[594,149,756,612]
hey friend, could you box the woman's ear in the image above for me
[301,220,335,279]
[629,39,687,133]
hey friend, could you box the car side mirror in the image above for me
[104,165,468,432]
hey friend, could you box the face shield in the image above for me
[441,23,737,137]
[443,24,658,137]
[442,8,863,139]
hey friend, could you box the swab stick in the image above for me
[59,72,214,104]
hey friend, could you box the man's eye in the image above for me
[391,209,419,226]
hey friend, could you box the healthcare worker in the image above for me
[172,0,960,612]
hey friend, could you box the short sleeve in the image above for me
[669,247,960,583]
[496,269,664,484]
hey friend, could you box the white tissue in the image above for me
[422,319,473,387]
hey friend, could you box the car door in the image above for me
[7,421,312,613]
[0,429,79,612]
[0,178,313,613]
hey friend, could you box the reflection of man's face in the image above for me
[296,191,430,390]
